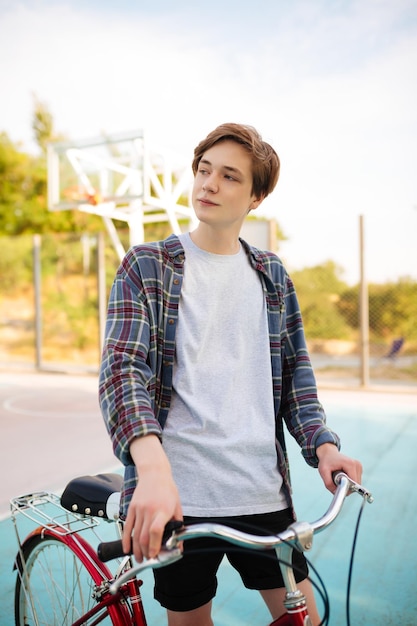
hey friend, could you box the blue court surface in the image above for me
[0,371,416,625]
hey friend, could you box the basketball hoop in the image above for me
[47,130,196,260]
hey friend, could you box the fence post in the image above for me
[33,234,42,369]
[359,215,370,387]
[97,231,106,357]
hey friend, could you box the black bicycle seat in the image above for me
[60,473,123,520]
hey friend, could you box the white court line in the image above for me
[2,393,100,419]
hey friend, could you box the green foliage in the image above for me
[291,260,347,295]
[336,286,359,328]
[0,235,34,292]
[32,94,55,154]
[368,279,417,340]
[0,96,107,236]
[42,282,99,351]
[0,131,105,236]
[0,132,41,235]
[290,263,417,345]
[336,279,417,341]
[291,261,353,339]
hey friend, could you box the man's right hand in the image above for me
[122,434,183,562]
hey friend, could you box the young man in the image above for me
[99,123,362,626]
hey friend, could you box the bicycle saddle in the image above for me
[61,473,123,520]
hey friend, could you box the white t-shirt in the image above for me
[162,233,287,516]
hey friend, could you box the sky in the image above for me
[1,0,416,284]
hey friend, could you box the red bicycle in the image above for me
[11,471,372,626]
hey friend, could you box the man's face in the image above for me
[192,140,261,229]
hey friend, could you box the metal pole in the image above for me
[359,215,370,387]
[97,231,107,357]
[102,216,126,261]
[33,234,42,369]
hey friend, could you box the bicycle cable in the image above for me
[345,497,367,626]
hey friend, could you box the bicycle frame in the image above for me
[270,607,310,626]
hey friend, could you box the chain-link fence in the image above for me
[1,232,416,388]
[290,264,417,388]
[0,233,121,371]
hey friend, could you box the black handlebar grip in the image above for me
[97,539,125,562]
[332,470,346,485]
[162,519,184,542]
[97,520,184,563]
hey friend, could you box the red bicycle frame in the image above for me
[270,605,311,625]
[17,525,148,626]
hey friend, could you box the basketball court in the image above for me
[0,368,416,624]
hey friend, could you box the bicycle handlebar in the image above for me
[97,472,373,594]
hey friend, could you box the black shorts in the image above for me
[153,509,309,612]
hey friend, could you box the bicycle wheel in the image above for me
[15,530,131,626]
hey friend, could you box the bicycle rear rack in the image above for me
[10,491,101,538]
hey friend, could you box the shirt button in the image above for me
[173,278,179,285]
[168,319,174,325]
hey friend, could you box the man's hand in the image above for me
[122,435,183,562]
[317,443,363,493]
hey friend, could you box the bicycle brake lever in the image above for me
[350,482,374,503]
[152,547,183,568]
[333,471,374,503]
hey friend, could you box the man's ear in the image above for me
[248,195,264,212]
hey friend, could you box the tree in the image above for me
[0,126,104,236]
[32,94,55,154]
[0,132,41,235]
[291,262,352,339]
[368,279,417,340]
[337,278,417,342]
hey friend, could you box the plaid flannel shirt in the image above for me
[99,234,340,517]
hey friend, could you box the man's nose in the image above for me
[202,173,219,192]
